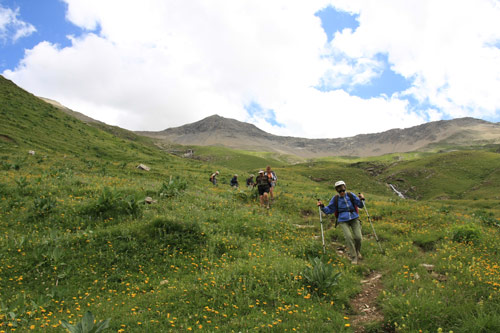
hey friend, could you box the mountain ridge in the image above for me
[138,115,500,157]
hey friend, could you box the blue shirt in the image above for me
[321,192,364,223]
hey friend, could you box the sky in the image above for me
[1,0,500,139]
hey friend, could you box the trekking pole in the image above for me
[317,200,326,254]
[359,195,383,253]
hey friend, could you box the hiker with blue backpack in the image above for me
[317,180,365,264]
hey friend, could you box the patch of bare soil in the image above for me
[349,271,384,332]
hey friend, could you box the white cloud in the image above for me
[0,5,36,42]
[329,0,500,119]
[3,0,500,139]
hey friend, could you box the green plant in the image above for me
[82,187,142,219]
[451,224,481,243]
[32,196,57,218]
[15,176,29,189]
[301,257,341,295]
[61,311,110,333]
[123,193,143,216]
[158,176,187,198]
[473,210,500,227]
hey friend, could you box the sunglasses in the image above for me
[336,189,346,193]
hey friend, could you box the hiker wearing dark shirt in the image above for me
[246,174,255,188]
[230,174,239,187]
[318,180,365,264]
[256,170,271,208]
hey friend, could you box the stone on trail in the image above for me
[136,163,151,171]
[144,197,157,204]
[420,264,435,271]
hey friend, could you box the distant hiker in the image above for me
[317,180,365,264]
[230,174,239,187]
[246,174,255,188]
[209,171,219,186]
[256,170,271,208]
[265,165,277,200]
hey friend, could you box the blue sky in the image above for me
[1,1,499,138]
[0,0,83,70]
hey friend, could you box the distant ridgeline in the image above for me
[138,115,500,158]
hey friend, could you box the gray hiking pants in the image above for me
[339,218,362,259]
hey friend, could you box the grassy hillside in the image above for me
[1,76,500,332]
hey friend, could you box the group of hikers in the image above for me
[210,166,277,208]
[210,168,367,265]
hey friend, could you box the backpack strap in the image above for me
[334,195,339,227]
[347,192,359,214]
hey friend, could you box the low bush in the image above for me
[158,176,187,198]
[451,224,481,243]
[301,256,341,296]
[473,209,500,227]
[81,187,143,219]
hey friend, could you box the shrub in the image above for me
[82,187,143,219]
[451,224,481,243]
[473,210,499,227]
[301,257,341,295]
[158,176,187,198]
[122,193,142,216]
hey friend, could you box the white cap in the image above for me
[334,180,346,187]
[258,170,264,173]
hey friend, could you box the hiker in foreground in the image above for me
[209,171,219,186]
[256,170,271,208]
[317,180,365,264]
[265,166,277,201]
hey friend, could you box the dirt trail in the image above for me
[349,271,385,332]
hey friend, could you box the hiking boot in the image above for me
[351,257,358,265]
[357,252,363,260]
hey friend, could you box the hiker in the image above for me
[256,170,271,208]
[230,174,239,187]
[317,180,365,264]
[265,165,277,200]
[246,174,255,188]
[209,171,219,185]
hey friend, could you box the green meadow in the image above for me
[1,75,500,332]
